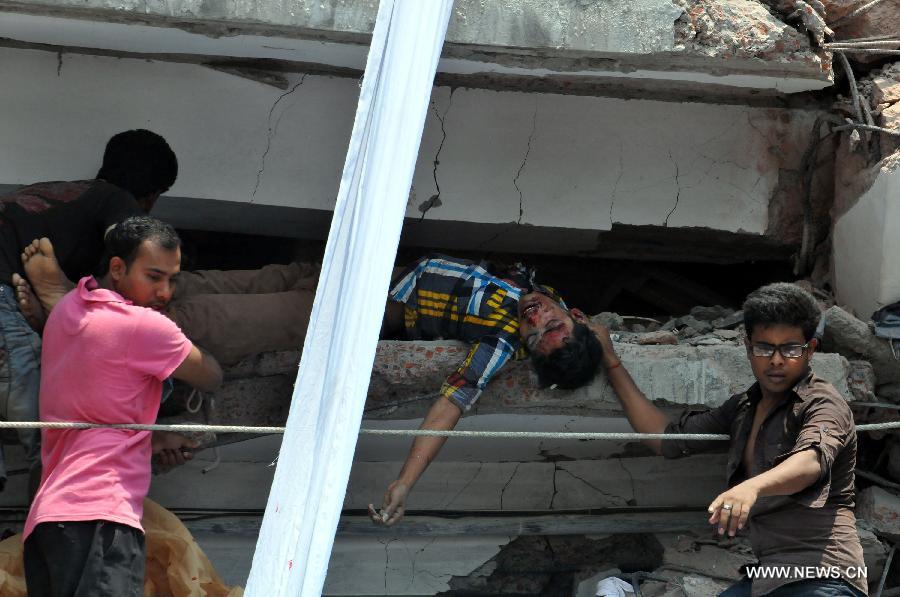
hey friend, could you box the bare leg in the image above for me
[11,273,46,332]
[21,238,74,314]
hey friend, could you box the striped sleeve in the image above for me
[440,334,518,411]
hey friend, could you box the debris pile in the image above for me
[594,304,744,347]
[846,61,900,158]
[439,527,891,595]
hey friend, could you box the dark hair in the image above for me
[96,130,178,199]
[530,321,604,390]
[99,216,181,275]
[742,282,821,341]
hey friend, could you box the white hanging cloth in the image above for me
[244,1,455,596]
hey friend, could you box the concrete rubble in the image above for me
[851,62,900,155]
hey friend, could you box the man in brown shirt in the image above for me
[593,283,866,596]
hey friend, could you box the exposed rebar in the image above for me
[828,0,893,28]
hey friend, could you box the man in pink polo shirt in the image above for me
[23,216,223,596]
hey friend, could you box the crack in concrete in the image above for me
[419,90,454,222]
[692,150,770,208]
[56,51,63,76]
[473,222,516,251]
[250,73,307,203]
[745,113,769,144]
[688,119,741,151]
[664,150,681,227]
[616,457,637,504]
[499,462,521,510]
[379,537,398,592]
[444,462,484,508]
[608,136,624,228]
[543,536,557,569]
[408,537,438,590]
[557,465,629,505]
[514,105,538,225]
[549,462,559,509]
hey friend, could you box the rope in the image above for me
[185,389,204,414]
[0,420,898,438]
[0,421,287,433]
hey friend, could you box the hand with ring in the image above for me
[707,481,760,537]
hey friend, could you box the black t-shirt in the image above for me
[0,180,143,285]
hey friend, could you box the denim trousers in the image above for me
[0,283,42,487]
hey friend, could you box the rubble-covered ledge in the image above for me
[169,340,861,427]
[369,341,854,417]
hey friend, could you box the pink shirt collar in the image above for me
[77,276,132,305]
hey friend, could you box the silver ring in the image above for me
[722,504,733,511]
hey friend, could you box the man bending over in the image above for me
[23,217,222,596]
[594,283,865,596]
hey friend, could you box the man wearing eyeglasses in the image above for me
[592,283,866,596]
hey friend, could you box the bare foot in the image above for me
[21,238,74,314]
[11,273,45,332]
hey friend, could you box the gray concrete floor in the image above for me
[192,530,256,588]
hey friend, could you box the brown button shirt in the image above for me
[661,372,867,596]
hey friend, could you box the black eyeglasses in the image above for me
[750,342,811,359]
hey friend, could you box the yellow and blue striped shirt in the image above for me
[389,255,562,411]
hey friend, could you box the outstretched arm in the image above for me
[589,323,670,454]
[708,449,820,536]
[368,396,462,526]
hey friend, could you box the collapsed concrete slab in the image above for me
[174,341,857,427]
[0,0,832,93]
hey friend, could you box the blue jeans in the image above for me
[719,577,865,596]
[0,283,42,487]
